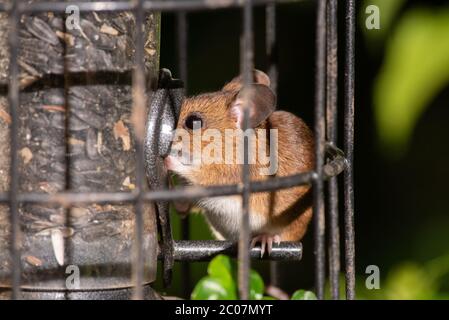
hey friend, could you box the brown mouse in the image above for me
[164,70,315,256]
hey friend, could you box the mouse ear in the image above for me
[222,69,271,91]
[229,84,276,128]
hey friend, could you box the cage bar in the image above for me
[176,10,191,298]
[266,2,280,288]
[7,0,22,300]
[0,0,306,14]
[312,0,327,300]
[238,0,255,301]
[169,241,302,261]
[326,0,340,300]
[177,12,188,89]
[0,154,347,204]
[266,4,278,94]
[131,0,148,300]
[344,0,356,301]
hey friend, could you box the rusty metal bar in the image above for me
[7,0,21,300]
[177,12,188,90]
[238,0,255,301]
[326,0,340,300]
[0,154,349,204]
[176,10,191,298]
[344,0,356,301]
[0,146,347,205]
[313,0,327,300]
[266,2,280,287]
[0,0,307,13]
[266,4,278,94]
[0,172,311,204]
[131,0,147,300]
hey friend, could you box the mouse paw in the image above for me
[250,234,281,258]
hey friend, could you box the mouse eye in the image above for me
[184,113,205,130]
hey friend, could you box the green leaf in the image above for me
[206,255,237,298]
[384,262,436,300]
[291,290,317,300]
[192,254,268,300]
[374,8,449,157]
[249,270,265,300]
[208,255,233,281]
[191,276,237,300]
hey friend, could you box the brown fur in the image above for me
[168,72,315,241]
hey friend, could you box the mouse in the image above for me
[164,70,315,256]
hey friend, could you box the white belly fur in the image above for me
[198,196,267,240]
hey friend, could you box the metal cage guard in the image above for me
[0,0,356,300]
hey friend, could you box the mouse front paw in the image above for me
[250,234,281,258]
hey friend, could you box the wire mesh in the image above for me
[0,0,355,300]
